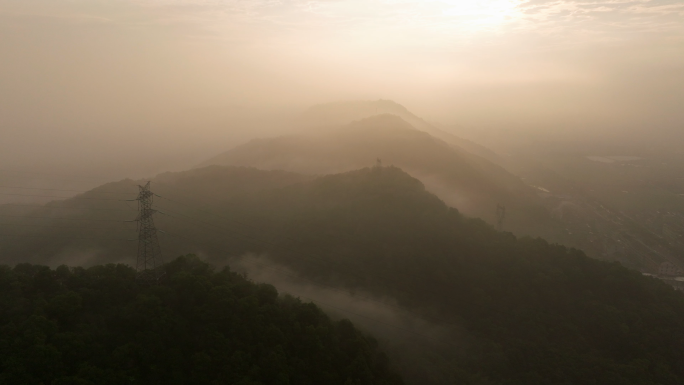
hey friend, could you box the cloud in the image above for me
[517,0,684,29]
[3,0,681,47]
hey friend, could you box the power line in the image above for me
[0,234,134,242]
[0,168,114,182]
[1,203,134,212]
[0,185,134,195]
[0,223,136,231]
[0,192,126,201]
[0,214,131,223]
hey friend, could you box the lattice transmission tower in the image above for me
[496,204,506,231]
[135,181,165,282]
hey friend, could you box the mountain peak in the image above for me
[298,100,503,165]
[301,100,416,125]
[347,113,417,130]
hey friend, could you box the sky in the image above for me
[0,0,683,177]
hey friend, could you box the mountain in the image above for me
[0,254,403,385]
[297,100,502,164]
[0,167,311,267]
[2,165,684,384]
[200,100,673,271]
[198,115,553,238]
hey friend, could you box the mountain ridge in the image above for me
[2,165,684,384]
[198,114,551,238]
[297,100,502,164]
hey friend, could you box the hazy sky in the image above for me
[1,0,683,175]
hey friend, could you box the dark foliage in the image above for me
[3,166,684,384]
[233,167,684,385]
[0,255,403,385]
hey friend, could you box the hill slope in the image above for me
[2,166,684,384]
[199,115,549,237]
[297,100,502,164]
[0,166,311,266]
[0,255,403,385]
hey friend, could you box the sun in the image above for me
[439,0,521,28]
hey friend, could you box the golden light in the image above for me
[439,0,522,29]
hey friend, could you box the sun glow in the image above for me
[439,0,522,28]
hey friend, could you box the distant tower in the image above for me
[376,158,382,168]
[496,204,506,231]
[135,181,164,282]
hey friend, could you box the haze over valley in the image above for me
[1,0,684,384]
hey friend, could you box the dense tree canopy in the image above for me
[0,255,403,385]
[254,167,684,385]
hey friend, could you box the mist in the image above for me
[3,2,684,383]
[232,253,455,340]
[2,0,683,187]
[231,253,467,384]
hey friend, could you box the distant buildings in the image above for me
[643,263,684,291]
[658,262,684,277]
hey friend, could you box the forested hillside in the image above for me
[216,166,684,384]
[0,255,402,385]
[2,166,684,384]
[0,167,311,266]
[197,115,548,237]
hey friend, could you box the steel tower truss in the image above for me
[135,181,165,281]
